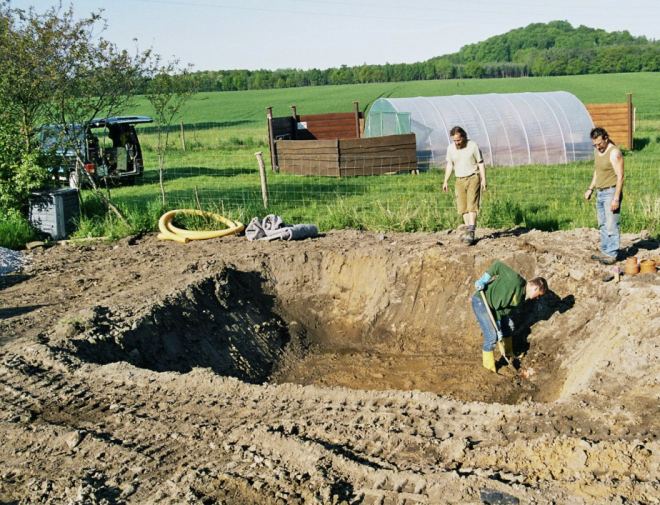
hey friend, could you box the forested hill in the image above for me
[429,20,659,77]
[190,20,659,92]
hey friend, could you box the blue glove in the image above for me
[495,320,503,341]
[474,272,492,291]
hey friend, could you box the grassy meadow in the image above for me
[16,72,660,245]
[127,72,660,123]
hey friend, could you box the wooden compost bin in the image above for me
[267,104,416,176]
[585,93,634,149]
[275,134,417,176]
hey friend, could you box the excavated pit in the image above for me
[4,230,658,504]
[59,249,578,404]
[60,269,289,384]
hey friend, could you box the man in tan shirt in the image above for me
[443,126,487,245]
[584,127,624,265]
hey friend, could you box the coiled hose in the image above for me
[157,209,245,243]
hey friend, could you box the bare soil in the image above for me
[0,228,658,504]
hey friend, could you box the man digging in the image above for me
[471,260,548,372]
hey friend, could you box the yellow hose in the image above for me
[157,211,189,243]
[157,209,245,243]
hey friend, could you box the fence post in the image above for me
[353,100,361,138]
[290,105,298,141]
[626,93,633,150]
[266,106,278,172]
[193,186,203,211]
[179,121,186,151]
[255,151,269,209]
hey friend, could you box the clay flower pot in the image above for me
[623,257,640,275]
[639,259,657,274]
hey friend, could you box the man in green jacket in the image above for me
[471,260,548,372]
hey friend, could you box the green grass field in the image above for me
[126,72,660,123]
[63,73,660,240]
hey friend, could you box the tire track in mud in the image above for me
[1,348,658,503]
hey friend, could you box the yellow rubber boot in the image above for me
[482,350,496,373]
[503,337,513,358]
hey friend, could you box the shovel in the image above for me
[479,289,512,368]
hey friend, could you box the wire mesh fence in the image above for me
[110,120,659,234]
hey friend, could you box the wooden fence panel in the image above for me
[274,134,417,176]
[275,139,340,176]
[585,96,633,149]
[297,112,357,121]
[340,134,416,151]
[339,134,418,176]
[298,112,361,140]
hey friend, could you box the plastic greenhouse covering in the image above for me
[364,91,594,167]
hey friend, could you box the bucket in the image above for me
[639,259,656,274]
[623,257,639,275]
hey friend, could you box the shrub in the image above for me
[0,125,51,213]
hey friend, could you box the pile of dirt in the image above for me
[0,228,658,503]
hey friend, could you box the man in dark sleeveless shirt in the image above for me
[584,127,625,265]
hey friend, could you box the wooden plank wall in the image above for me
[275,140,340,176]
[297,112,362,140]
[275,134,417,176]
[339,134,417,176]
[585,95,633,149]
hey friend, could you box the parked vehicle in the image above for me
[39,116,153,188]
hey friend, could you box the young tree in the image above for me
[0,2,153,221]
[0,4,58,151]
[144,59,196,205]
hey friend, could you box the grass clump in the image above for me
[72,194,165,240]
[0,209,38,250]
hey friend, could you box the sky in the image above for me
[9,0,660,71]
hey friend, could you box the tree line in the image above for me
[186,21,660,92]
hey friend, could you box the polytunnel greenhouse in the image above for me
[364,91,595,167]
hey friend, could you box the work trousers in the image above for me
[471,293,514,352]
[596,187,621,259]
